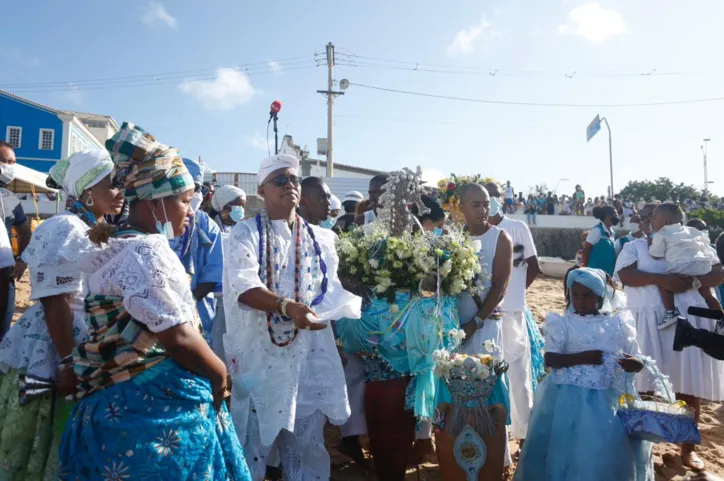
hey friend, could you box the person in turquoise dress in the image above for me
[581,205,619,276]
[58,122,251,481]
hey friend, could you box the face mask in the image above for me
[489,196,502,217]
[229,205,244,223]
[433,227,444,237]
[611,217,620,226]
[153,198,176,240]
[190,191,203,212]
[629,222,639,233]
[0,164,16,185]
[319,217,336,230]
[702,230,710,240]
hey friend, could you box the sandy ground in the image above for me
[12,275,723,480]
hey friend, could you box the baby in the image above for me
[649,203,721,329]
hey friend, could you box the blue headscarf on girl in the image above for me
[566,267,615,313]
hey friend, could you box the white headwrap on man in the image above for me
[49,150,114,198]
[330,195,341,211]
[257,153,300,185]
[212,185,246,212]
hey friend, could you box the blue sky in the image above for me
[3,0,724,198]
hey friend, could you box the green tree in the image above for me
[529,183,550,196]
[619,177,701,202]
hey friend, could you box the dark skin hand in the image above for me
[41,294,78,396]
[525,256,541,289]
[617,264,694,293]
[239,287,326,331]
[12,221,31,280]
[546,351,642,372]
[463,232,513,344]
[193,282,216,302]
[0,267,9,329]
[156,323,229,411]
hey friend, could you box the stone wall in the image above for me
[531,227,630,260]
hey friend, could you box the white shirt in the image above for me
[649,224,717,266]
[0,217,13,269]
[498,216,537,311]
[505,186,514,199]
[585,222,612,246]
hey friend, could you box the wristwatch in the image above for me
[474,315,485,329]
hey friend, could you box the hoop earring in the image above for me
[85,192,94,207]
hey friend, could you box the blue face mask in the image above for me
[320,217,336,230]
[489,196,502,217]
[153,198,176,240]
[433,227,444,237]
[229,205,244,223]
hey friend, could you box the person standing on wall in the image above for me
[504,181,515,215]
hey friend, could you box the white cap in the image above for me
[258,153,300,184]
[343,191,364,203]
[330,195,341,210]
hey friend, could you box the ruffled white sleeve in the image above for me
[118,236,198,333]
[21,215,93,300]
[616,311,642,357]
[224,219,265,306]
[544,312,567,354]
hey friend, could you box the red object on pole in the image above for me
[270,100,282,114]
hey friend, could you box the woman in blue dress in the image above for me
[58,122,251,481]
[581,205,619,276]
[514,267,654,481]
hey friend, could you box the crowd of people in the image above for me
[0,131,721,481]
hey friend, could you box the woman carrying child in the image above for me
[514,267,654,481]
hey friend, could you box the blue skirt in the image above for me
[514,378,654,481]
[59,360,251,481]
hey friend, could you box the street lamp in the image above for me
[554,178,570,193]
[701,138,711,195]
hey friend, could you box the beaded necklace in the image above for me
[66,197,98,227]
[256,212,328,346]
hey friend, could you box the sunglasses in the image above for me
[195,184,210,196]
[264,174,301,187]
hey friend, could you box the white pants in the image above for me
[340,352,367,437]
[245,408,329,481]
[501,311,534,440]
[461,319,512,467]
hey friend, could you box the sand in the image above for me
[12,275,723,480]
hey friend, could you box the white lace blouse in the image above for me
[545,311,641,390]
[223,218,362,447]
[0,213,91,379]
[79,234,199,333]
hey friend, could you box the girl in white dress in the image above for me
[0,150,123,480]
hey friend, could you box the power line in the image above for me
[348,82,724,108]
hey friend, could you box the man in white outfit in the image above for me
[223,153,362,481]
[485,182,541,449]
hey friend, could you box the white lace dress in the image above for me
[223,218,362,448]
[615,239,724,399]
[0,213,91,379]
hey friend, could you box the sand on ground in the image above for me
[13,275,723,480]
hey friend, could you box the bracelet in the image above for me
[277,298,291,318]
[59,354,73,367]
[59,363,74,372]
[474,316,486,329]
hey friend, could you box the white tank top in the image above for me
[363,210,376,225]
[458,226,502,323]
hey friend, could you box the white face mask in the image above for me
[489,196,502,217]
[0,164,16,185]
[190,191,203,212]
[629,222,639,233]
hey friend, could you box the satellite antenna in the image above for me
[339,79,350,90]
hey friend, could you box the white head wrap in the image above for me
[343,191,364,203]
[258,154,300,185]
[330,194,341,211]
[212,185,246,212]
[49,150,114,198]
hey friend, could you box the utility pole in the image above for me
[601,117,614,198]
[316,42,344,177]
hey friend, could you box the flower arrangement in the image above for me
[433,340,507,382]
[336,223,484,299]
[435,174,497,223]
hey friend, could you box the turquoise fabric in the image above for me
[588,223,617,277]
[336,292,459,419]
[435,373,512,424]
[525,307,545,392]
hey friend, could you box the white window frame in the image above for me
[38,128,54,151]
[5,126,22,149]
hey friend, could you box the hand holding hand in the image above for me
[286,302,326,331]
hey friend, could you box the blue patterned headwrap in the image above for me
[566,267,611,299]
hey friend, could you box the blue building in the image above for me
[0,90,118,173]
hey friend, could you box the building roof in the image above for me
[300,157,386,176]
[0,90,119,130]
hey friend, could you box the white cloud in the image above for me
[268,61,282,74]
[179,68,256,111]
[3,48,40,67]
[446,17,492,56]
[62,90,85,106]
[141,2,178,29]
[558,3,626,45]
[244,132,269,152]
[421,168,446,186]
